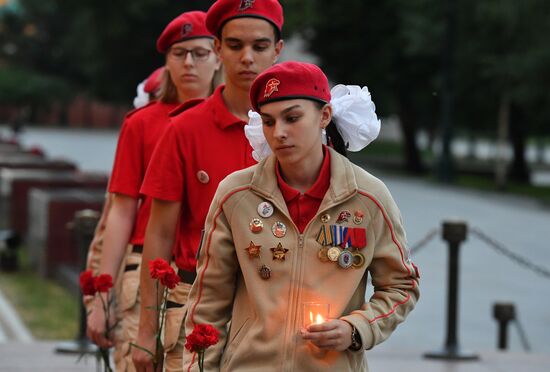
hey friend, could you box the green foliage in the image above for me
[0,248,79,341]
[0,66,73,105]
[1,0,213,102]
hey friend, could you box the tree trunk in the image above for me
[508,104,530,184]
[397,93,426,174]
[495,95,510,189]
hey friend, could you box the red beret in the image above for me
[250,61,330,112]
[157,11,213,53]
[143,67,164,94]
[206,0,283,38]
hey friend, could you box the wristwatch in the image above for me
[349,324,362,351]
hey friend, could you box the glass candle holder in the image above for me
[302,302,330,328]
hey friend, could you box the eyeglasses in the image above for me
[168,47,212,62]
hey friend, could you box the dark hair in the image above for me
[314,101,348,158]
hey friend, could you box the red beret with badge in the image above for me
[156,11,213,53]
[206,0,284,38]
[249,61,331,112]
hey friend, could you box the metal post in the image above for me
[56,209,100,355]
[425,220,479,360]
[493,303,515,351]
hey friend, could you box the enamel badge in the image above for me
[336,211,351,224]
[249,218,263,233]
[259,264,271,280]
[353,210,364,225]
[245,241,261,258]
[196,170,209,184]
[257,201,274,218]
[271,221,287,238]
[270,243,289,261]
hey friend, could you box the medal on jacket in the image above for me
[320,214,331,223]
[327,247,342,262]
[258,264,272,280]
[249,218,263,233]
[351,228,367,249]
[338,250,354,269]
[270,243,289,261]
[257,201,274,218]
[245,241,261,258]
[271,221,287,238]
[353,210,364,225]
[317,247,330,262]
[332,225,347,247]
[316,225,333,246]
[336,210,351,224]
[352,252,366,268]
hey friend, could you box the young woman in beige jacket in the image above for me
[182,61,420,372]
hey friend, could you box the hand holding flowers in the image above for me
[130,259,180,370]
[80,270,115,372]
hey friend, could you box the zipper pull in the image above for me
[298,234,304,249]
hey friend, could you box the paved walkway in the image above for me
[1,342,550,371]
[2,127,550,368]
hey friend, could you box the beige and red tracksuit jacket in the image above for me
[183,147,420,372]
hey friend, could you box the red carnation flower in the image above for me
[185,324,220,353]
[159,269,180,289]
[79,270,96,296]
[149,258,172,279]
[94,274,113,293]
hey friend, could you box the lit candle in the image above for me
[303,302,330,328]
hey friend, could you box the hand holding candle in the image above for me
[301,302,355,351]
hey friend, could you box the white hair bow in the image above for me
[133,81,149,109]
[244,84,381,161]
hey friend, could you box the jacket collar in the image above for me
[250,147,358,214]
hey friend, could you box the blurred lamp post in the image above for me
[436,0,457,183]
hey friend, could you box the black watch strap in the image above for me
[349,324,362,351]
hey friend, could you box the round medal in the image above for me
[338,250,353,269]
[249,218,263,233]
[271,221,287,238]
[317,247,330,262]
[259,264,272,280]
[353,210,364,225]
[327,247,342,262]
[352,252,366,268]
[320,214,331,223]
[257,202,274,218]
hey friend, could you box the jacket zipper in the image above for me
[254,190,357,371]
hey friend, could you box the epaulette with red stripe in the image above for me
[124,100,157,119]
[168,98,205,118]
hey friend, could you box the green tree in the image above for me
[301,0,444,174]
[1,0,212,103]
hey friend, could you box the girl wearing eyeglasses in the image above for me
[85,11,220,372]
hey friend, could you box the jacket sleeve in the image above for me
[182,186,240,372]
[341,187,420,350]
